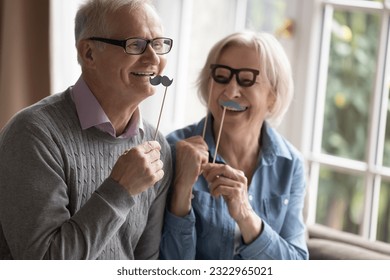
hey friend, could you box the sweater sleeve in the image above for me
[0,116,134,259]
[134,134,173,260]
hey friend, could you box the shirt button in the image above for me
[248,195,253,201]
[284,198,289,205]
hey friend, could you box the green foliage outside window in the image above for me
[316,167,364,234]
[378,182,390,242]
[322,11,379,161]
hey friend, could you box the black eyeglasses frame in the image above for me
[210,64,260,87]
[88,36,173,55]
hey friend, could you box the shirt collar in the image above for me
[71,76,143,139]
[260,121,293,164]
[194,114,292,165]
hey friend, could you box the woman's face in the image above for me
[209,45,275,132]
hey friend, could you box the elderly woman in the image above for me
[160,31,308,260]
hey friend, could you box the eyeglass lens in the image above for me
[210,64,259,87]
[126,38,172,54]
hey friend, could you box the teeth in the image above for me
[132,72,155,76]
[225,106,246,112]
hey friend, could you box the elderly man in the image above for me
[0,0,172,260]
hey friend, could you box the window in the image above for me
[307,0,390,242]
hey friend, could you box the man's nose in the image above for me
[141,44,160,64]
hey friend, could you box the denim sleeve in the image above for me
[235,159,309,260]
[160,208,197,260]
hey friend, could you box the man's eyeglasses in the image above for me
[88,37,173,55]
[210,64,260,87]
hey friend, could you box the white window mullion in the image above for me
[368,8,390,174]
[365,175,381,240]
[322,0,383,12]
[364,9,390,240]
[311,4,333,155]
[234,0,248,31]
[308,154,367,174]
[306,3,334,226]
[307,161,320,225]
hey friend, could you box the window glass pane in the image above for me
[377,181,390,242]
[245,0,287,33]
[322,10,380,161]
[316,166,365,234]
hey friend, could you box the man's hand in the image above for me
[110,141,164,195]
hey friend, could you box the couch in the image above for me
[307,223,390,260]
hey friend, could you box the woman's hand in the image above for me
[202,163,262,244]
[202,163,250,220]
[170,136,209,217]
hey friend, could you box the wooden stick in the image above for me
[212,106,226,163]
[202,79,214,139]
[154,86,168,140]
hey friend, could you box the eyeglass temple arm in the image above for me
[89,37,127,49]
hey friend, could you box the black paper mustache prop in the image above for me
[149,75,173,140]
[149,75,173,87]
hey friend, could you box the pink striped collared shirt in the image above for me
[70,76,143,139]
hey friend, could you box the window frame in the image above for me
[302,0,390,241]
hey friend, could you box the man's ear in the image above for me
[77,39,96,68]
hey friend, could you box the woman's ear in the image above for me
[77,39,96,68]
[267,90,277,113]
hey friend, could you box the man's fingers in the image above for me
[142,141,161,152]
[122,141,161,163]
[154,169,165,182]
[152,159,164,172]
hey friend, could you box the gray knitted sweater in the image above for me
[0,89,172,259]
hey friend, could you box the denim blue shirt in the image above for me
[160,116,308,260]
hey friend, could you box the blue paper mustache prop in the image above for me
[149,75,173,87]
[218,100,246,111]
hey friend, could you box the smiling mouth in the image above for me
[131,72,156,77]
[219,100,248,112]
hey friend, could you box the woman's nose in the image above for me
[223,77,241,99]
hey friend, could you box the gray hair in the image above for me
[74,0,154,63]
[197,31,294,127]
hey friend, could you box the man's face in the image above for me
[90,5,168,104]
